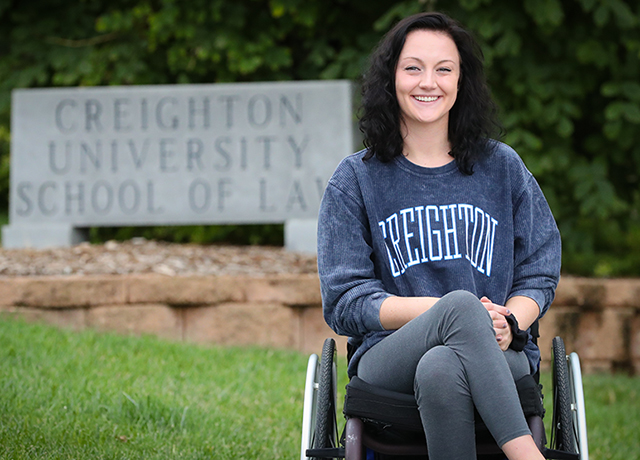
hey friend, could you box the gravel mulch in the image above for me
[0,239,318,277]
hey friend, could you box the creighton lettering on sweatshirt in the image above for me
[379,202,498,278]
[317,142,561,376]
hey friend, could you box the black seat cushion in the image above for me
[343,373,545,435]
[344,376,423,432]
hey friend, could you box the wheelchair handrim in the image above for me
[569,352,589,460]
[301,353,319,460]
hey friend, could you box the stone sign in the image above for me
[3,80,354,251]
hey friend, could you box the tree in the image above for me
[1,0,639,275]
[0,0,390,245]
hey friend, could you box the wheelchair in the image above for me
[301,336,588,460]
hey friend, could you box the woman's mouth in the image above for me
[413,95,439,102]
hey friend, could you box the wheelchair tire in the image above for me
[312,338,339,459]
[551,336,577,454]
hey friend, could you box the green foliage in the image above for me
[455,0,640,277]
[1,0,640,274]
[353,0,640,276]
[0,0,390,246]
[0,125,9,210]
[90,223,284,246]
[0,0,389,98]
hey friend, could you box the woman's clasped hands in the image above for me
[481,296,513,351]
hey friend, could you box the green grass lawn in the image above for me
[0,317,306,459]
[1,317,639,459]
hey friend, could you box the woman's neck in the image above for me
[401,119,453,168]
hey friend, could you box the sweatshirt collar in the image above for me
[394,154,459,176]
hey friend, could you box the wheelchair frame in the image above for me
[301,336,588,460]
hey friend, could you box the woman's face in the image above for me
[395,30,460,133]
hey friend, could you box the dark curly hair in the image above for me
[359,12,502,174]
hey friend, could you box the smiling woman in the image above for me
[317,11,561,460]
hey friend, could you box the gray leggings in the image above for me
[357,290,532,460]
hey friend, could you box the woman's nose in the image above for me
[419,72,437,89]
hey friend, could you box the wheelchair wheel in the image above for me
[551,337,577,454]
[300,353,319,460]
[312,338,339,458]
[568,352,589,460]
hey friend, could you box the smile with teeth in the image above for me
[414,95,439,102]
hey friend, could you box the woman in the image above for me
[317,11,561,460]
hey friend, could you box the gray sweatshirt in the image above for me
[317,141,561,376]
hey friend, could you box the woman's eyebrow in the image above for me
[399,56,457,65]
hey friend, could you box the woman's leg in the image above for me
[415,347,532,458]
[504,348,531,381]
[356,291,532,459]
[414,345,476,458]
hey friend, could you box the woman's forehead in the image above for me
[399,30,460,63]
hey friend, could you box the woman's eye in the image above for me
[438,67,452,73]
[405,66,421,72]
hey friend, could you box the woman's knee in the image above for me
[414,346,469,405]
[442,289,478,302]
[435,290,491,326]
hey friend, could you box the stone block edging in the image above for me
[1,274,639,374]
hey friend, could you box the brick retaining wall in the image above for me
[1,274,639,374]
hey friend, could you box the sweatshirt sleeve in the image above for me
[317,165,390,339]
[509,172,562,317]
